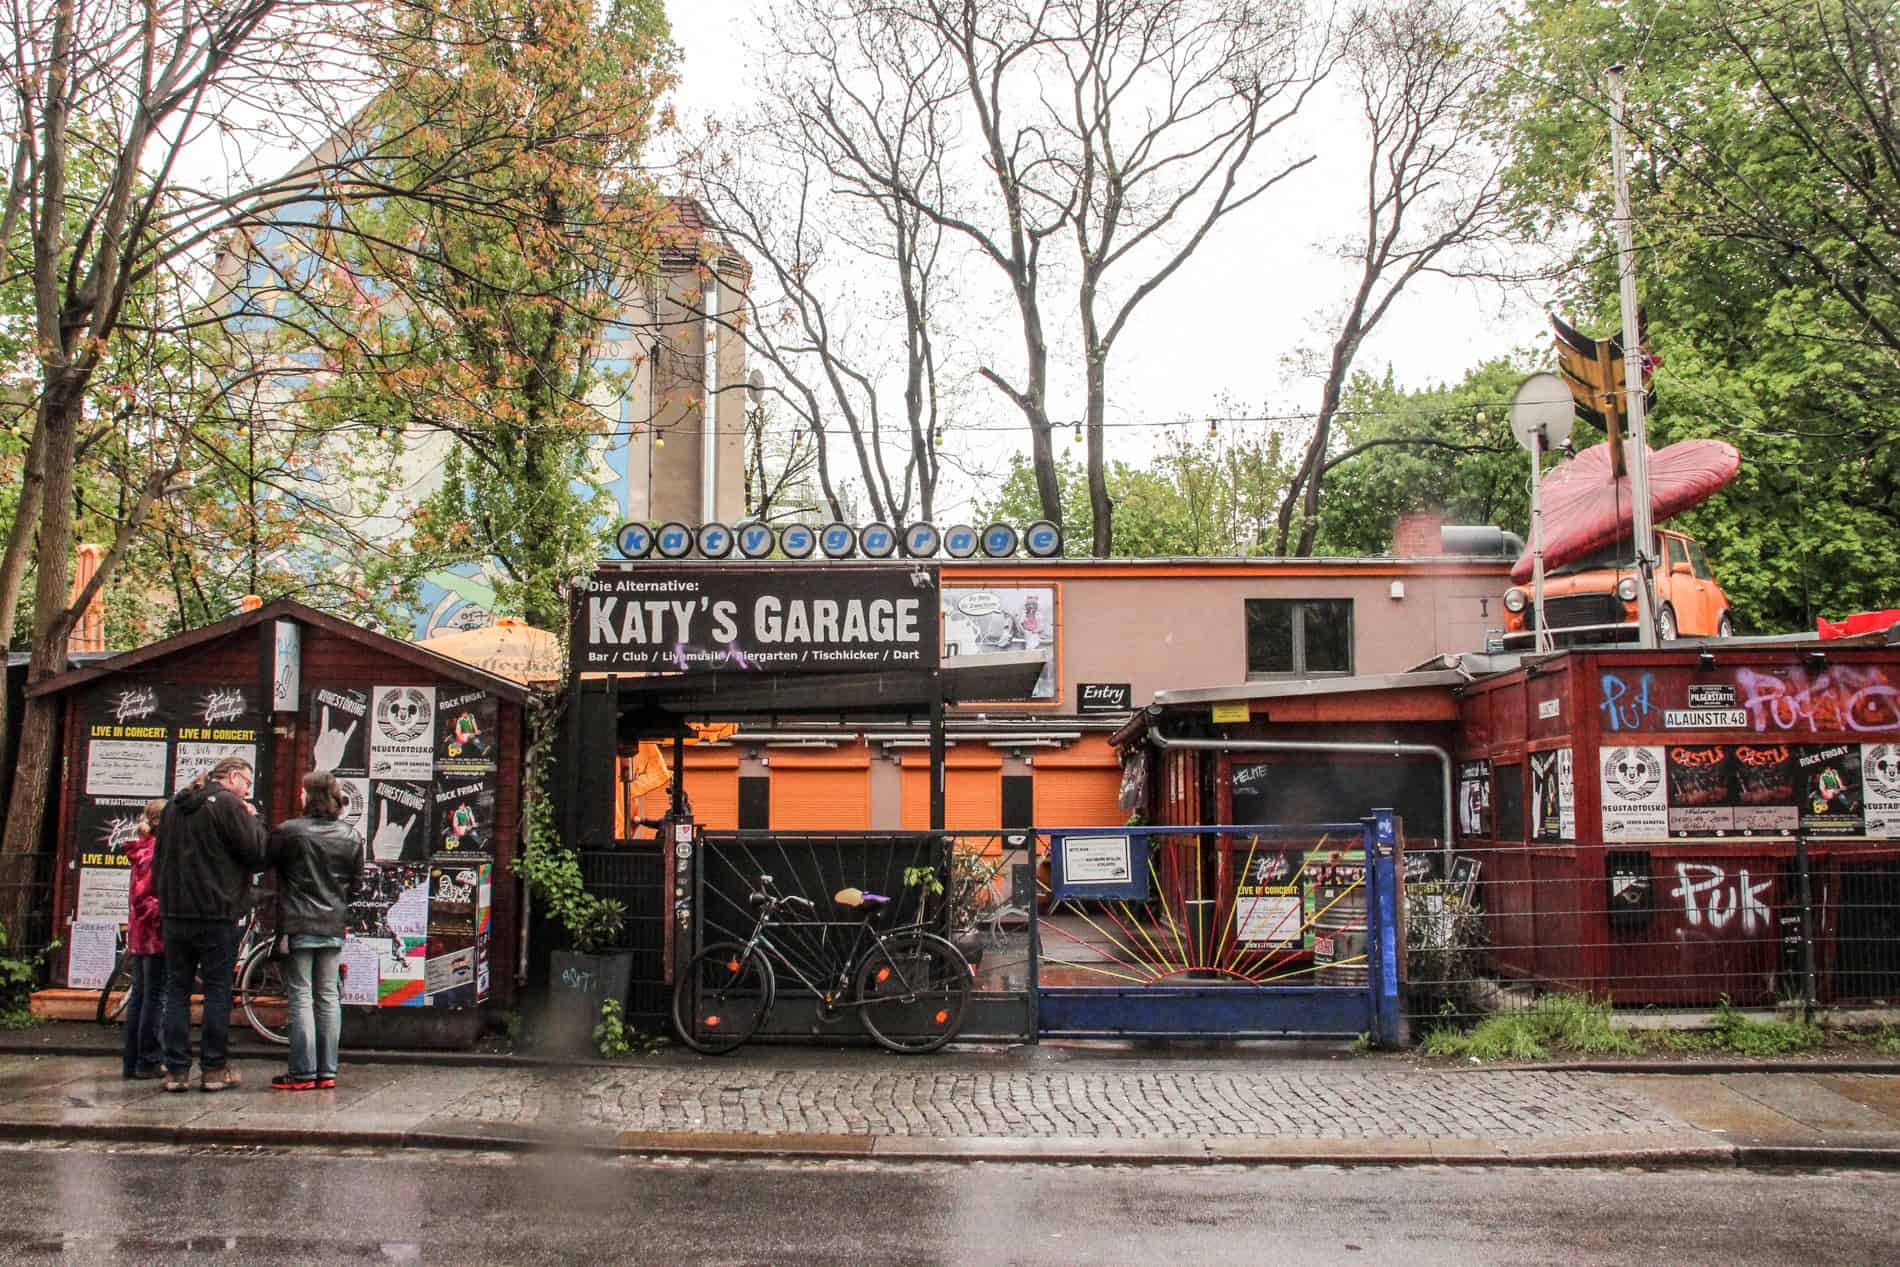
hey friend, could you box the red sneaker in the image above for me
[316,1076,336,1089]
[271,1074,317,1092]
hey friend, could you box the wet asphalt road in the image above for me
[0,1143,1893,1265]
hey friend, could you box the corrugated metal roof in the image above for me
[1152,669,1471,707]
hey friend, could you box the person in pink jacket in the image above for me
[121,799,167,1079]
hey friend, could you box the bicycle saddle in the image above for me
[832,888,890,908]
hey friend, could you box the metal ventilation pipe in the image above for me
[1440,524,1526,557]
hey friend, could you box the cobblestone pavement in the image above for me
[13,1050,1900,1165]
[435,1066,1685,1140]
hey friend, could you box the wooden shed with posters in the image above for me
[28,599,528,1043]
[1454,638,1900,1007]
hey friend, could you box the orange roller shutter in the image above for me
[900,750,1003,831]
[660,747,739,832]
[1033,735,1125,829]
[770,745,871,831]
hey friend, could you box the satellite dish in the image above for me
[1510,373,1576,452]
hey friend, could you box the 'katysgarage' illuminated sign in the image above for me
[571,565,941,675]
[614,520,1062,562]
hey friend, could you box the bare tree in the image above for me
[0,0,523,901]
[687,1,959,524]
[743,396,823,524]
[1274,0,1506,555]
[734,0,1333,551]
[1051,0,1335,553]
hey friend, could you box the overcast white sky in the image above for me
[663,0,1556,518]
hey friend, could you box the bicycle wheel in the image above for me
[854,932,972,1055]
[95,951,133,1025]
[238,945,290,1046]
[672,942,773,1055]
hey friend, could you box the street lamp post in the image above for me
[1511,373,1576,655]
[1608,64,1659,648]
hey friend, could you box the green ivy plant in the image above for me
[594,998,634,1058]
[592,998,669,1059]
[513,673,624,955]
[0,925,51,1028]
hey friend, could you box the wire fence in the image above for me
[0,847,60,980]
[579,843,669,1031]
[578,828,1900,1046]
[1401,839,1900,1030]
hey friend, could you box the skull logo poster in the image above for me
[370,686,436,780]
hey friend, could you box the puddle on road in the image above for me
[6,1233,423,1259]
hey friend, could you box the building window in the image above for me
[1245,599,1353,677]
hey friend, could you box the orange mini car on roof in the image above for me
[1500,527,1734,645]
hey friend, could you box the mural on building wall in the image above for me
[415,566,500,640]
[942,586,1056,700]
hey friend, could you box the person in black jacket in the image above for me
[265,770,365,1091]
[154,756,266,1093]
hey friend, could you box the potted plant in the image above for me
[517,695,632,1048]
[546,894,631,1048]
[907,846,1008,967]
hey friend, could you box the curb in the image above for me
[1443,1060,1900,1077]
[2,1117,1897,1171]
[0,1038,608,1071]
[13,1036,1900,1078]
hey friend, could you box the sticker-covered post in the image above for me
[1365,810,1403,1049]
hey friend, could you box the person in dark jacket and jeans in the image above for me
[121,799,168,1079]
[155,756,266,1092]
[265,770,365,1091]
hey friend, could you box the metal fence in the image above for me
[580,825,1900,1047]
[1400,838,1900,1031]
[0,848,60,978]
[1031,823,1399,1043]
[579,843,669,1031]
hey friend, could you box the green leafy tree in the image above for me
[0,0,459,911]
[1484,0,1900,629]
[288,0,679,631]
[976,431,1295,557]
[1314,362,1526,556]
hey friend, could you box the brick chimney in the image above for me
[1392,510,1444,558]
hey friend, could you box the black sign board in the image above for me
[571,565,940,675]
[1076,682,1132,713]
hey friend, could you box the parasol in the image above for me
[416,618,563,686]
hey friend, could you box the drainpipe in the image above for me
[701,262,719,523]
[1146,732,1455,865]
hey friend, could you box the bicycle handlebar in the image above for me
[746,875,816,915]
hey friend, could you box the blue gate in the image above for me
[1032,812,1403,1045]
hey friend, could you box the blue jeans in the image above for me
[285,945,342,1079]
[121,953,164,1076]
[161,919,240,1075]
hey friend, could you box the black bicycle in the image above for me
[97,898,288,1045]
[672,874,974,1055]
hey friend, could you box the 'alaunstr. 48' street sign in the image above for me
[571,565,941,675]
